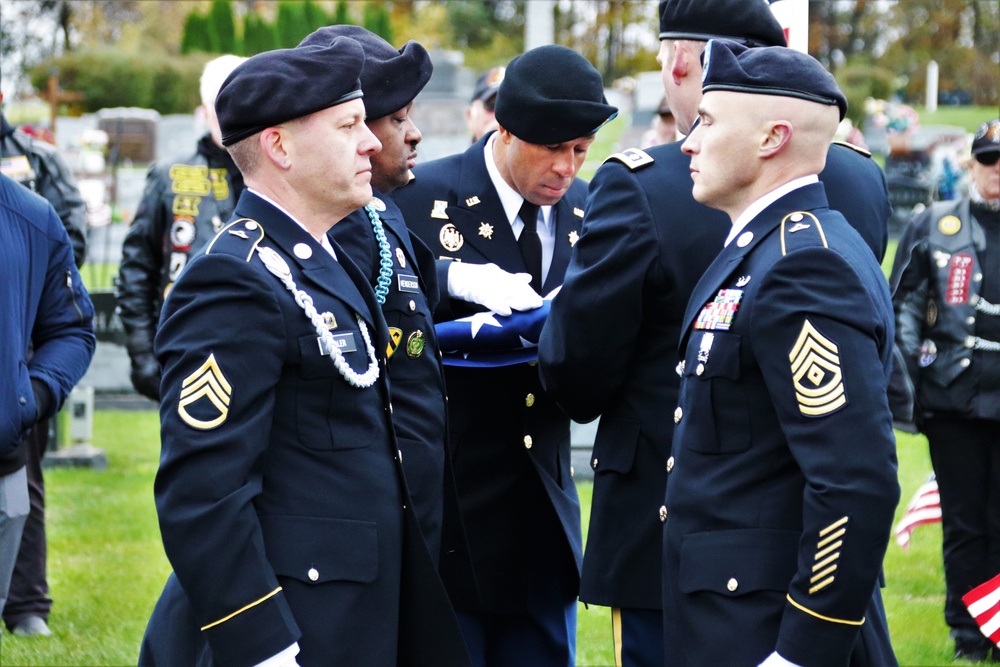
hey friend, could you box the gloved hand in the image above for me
[130,352,161,401]
[447,262,543,316]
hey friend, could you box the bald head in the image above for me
[682,90,839,220]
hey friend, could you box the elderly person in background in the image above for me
[890,119,1000,662]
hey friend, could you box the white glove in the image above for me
[253,643,301,667]
[758,651,802,667]
[447,262,543,316]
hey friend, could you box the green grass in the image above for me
[79,263,119,292]
[915,106,998,133]
[0,410,966,666]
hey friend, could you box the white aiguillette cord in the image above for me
[256,245,379,388]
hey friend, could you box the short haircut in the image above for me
[200,54,246,109]
[225,132,261,176]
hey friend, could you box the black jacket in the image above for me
[891,198,1000,421]
[115,134,242,397]
[1,114,87,267]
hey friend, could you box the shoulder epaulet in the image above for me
[204,217,265,262]
[779,211,828,257]
[832,140,872,158]
[603,148,654,171]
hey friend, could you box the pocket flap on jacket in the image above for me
[678,529,799,596]
[260,515,378,584]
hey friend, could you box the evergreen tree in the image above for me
[276,0,310,48]
[332,0,350,26]
[207,0,237,54]
[180,11,212,55]
[303,0,329,32]
[363,2,393,43]
[242,12,277,56]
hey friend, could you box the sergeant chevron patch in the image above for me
[178,353,233,430]
[789,319,846,417]
[810,516,849,594]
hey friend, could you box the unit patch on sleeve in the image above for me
[789,319,846,417]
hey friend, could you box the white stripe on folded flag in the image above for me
[962,572,1000,647]
[893,473,941,549]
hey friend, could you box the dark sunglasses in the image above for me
[975,151,1000,166]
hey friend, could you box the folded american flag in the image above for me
[962,573,1000,647]
[894,473,941,549]
[435,298,553,368]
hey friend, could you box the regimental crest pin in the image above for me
[736,275,751,287]
[406,330,425,359]
[396,247,406,268]
[479,222,494,239]
[789,319,847,417]
[370,197,387,212]
[568,230,579,247]
[320,312,338,330]
[178,353,233,430]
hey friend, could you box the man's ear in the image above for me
[760,121,793,158]
[670,41,692,85]
[260,126,291,169]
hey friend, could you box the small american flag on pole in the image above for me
[962,573,1000,647]
[893,473,942,549]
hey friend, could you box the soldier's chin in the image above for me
[353,184,373,208]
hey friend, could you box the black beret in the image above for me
[971,119,1000,157]
[659,0,786,47]
[701,40,848,120]
[494,45,618,145]
[216,36,365,147]
[298,26,433,120]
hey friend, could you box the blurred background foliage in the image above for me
[0,0,997,119]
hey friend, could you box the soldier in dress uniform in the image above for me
[537,2,892,665]
[663,40,899,666]
[138,37,468,667]
[392,45,618,667]
[297,25,451,565]
[116,54,245,401]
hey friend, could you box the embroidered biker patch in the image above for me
[789,320,847,417]
[178,353,233,430]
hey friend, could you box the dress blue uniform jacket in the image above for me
[330,190,448,561]
[663,183,899,667]
[0,174,94,456]
[141,190,468,667]
[392,133,585,613]
[538,141,891,614]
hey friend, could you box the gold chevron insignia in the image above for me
[387,327,403,358]
[178,353,233,430]
[809,516,849,594]
[789,319,846,417]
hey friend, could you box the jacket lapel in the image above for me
[236,193,377,334]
